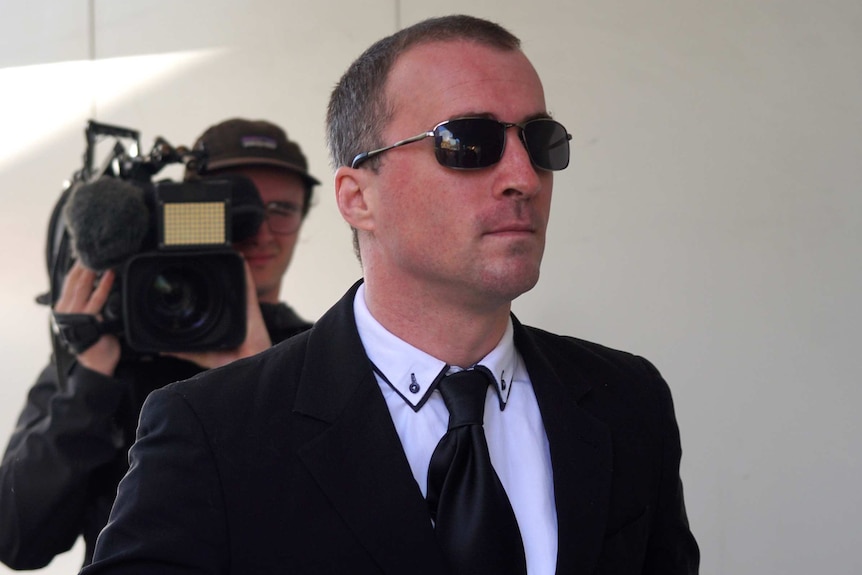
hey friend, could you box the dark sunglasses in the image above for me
[350,117,572,171]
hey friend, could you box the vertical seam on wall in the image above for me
[395,0,401,30]
[88,0,97,119]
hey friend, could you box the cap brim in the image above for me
[204,157,321,186]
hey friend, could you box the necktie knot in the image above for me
[438,369,491,429]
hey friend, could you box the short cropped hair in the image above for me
[325,14,521,170]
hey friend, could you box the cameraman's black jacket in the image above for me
[0,302,311,570]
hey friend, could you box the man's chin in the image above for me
[478,261,542,302]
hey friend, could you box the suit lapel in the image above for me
[289,286,614,574]
[293,282,446,575]
[514,319,613,575]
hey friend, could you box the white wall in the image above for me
[1,1,859,573]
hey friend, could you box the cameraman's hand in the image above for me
[54,262,121,376]
[165,260,272,370]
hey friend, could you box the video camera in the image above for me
[41,120,264,355]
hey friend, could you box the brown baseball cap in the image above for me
[185,118,320,186]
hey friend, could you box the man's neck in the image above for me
[257,288,280,305]
[362,279,512,368]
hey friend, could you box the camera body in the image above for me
[44,120,259,355]
[107,181,247,353]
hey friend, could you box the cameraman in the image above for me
[0,118,319,570]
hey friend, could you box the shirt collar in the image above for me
[353,283,516,412]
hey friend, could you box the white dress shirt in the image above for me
[353,283,558,574]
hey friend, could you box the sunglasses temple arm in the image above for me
[351,131,434,168]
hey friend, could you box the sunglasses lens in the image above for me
[434,119,505,169]
[431,118,570,171]
[523,119,570,171]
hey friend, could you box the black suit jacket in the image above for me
[83,282,699,574]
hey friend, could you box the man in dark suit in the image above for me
[81,14,699,575]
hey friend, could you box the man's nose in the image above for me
[495,127,543,199]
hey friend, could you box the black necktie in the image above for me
[426,368,527,575]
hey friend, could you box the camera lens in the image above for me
[145,267,210,332]
[122,251,246,352]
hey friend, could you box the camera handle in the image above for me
[51,312,120,356]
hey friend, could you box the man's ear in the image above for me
[335,166,375,232]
